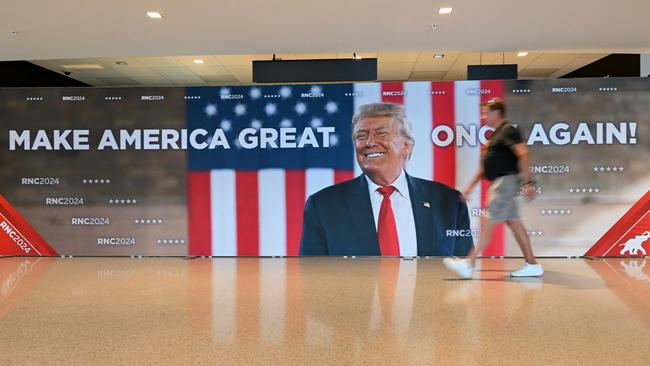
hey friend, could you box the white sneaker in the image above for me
[443,258,474,279]
[510,262,544,277]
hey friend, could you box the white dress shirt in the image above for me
[365,171,418,256]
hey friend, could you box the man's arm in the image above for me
[461,167,484,199]
[299,196,328,255]
[511,143,532,183]
[453,197,474,256]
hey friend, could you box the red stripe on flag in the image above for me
[480,80,505,256]
[334,170,354,184]
[236,171,260,256]
[381,82,404,104]
[285,170,306,256]
[187,172,212,256]
[431,81,456,188]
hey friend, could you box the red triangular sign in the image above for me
[0,195,58,256]
[585,191,650,257]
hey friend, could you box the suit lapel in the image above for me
[407,173,435,256]
[346,175,380,255]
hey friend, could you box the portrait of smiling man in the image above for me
[300,102,473,256]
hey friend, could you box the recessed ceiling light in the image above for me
[517,51,528,57]
[193,59,205,64]
[115,61,128,66]
[146,11,163,19]
[438,7,453,14]
[60,64,104,70]
[434,53,445,59]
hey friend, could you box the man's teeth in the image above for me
[366,152,385,158]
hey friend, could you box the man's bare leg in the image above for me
[466,217,497,266]
[505,218,537,264]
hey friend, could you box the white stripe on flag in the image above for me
[454,81,482,231]
[352,83,382,177]
[305,168,334,199]
[260,259,286,343]
[258,169,287,256]
[210,169,237,256]
[212,259,236,344]
[404,82,433,180]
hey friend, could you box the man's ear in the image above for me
[404,140,414,160]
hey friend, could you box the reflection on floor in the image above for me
[1,257,649,365]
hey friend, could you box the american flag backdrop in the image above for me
[186,80,506,257]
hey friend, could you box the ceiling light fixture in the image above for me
[353,53,362,60]
[438,7,453,14]
[434,53,445,59]
[193,59,205,64]
[60,64,104,70]
[146,11,163,19]
[517,51,528,57]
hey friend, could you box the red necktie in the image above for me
[377,186,400,256]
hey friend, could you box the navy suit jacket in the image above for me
[300,173,474,256]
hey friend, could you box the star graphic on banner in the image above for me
[204,103,217,117]
[234,103,247,116]
[279,86,292,99]
[220,119,232,131]
[265,103,277,116]
[295,102,307,115]
[310,117,323,128]
[280,118,293,127]
[325,101,338,114]
[330,134,340,146]
[250,87,262,100]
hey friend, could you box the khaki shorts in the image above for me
[487,174,520,222]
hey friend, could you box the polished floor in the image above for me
[1,257,650,365]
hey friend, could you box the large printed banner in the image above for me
[0,78,648,257]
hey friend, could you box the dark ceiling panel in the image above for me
[561,54,640,78]
[0,61,90,87]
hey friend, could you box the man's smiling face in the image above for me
[353,115,411,185]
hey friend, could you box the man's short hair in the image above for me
[481,98,506,116]
[351,103,415,145]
